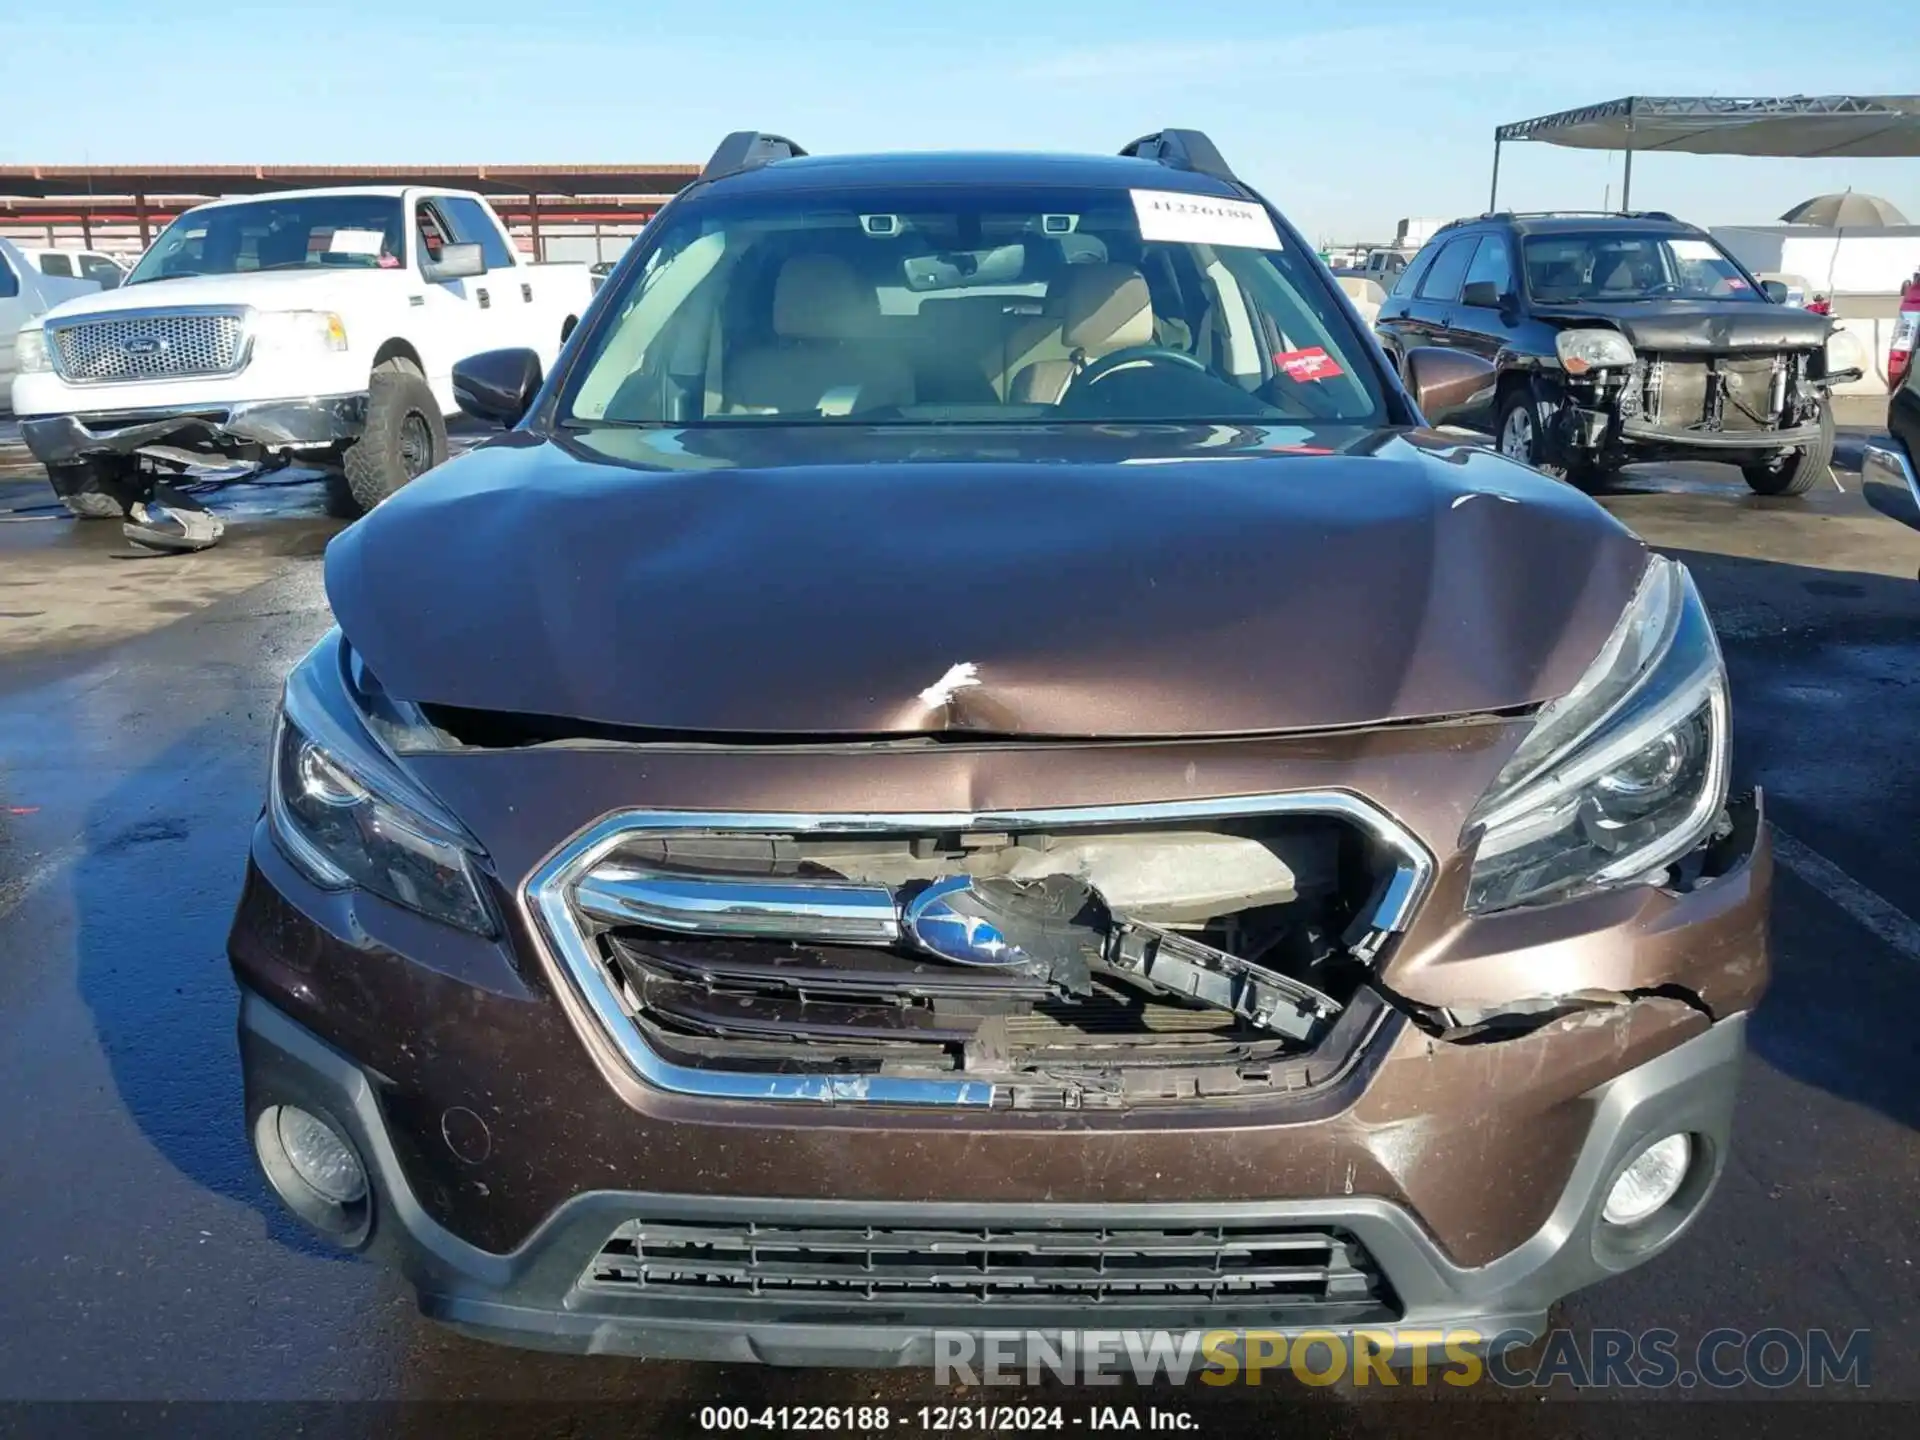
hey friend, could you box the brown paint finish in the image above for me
[325,427,1650,740]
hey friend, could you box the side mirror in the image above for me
[1460,280,1502,310]
[422,242,486,283]
[1404,346,1497,428]
[1761,280,1790,304]
[453,348,543,428]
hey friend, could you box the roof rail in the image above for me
[1119,130,1238,184]
[1484,209,1682,222]
[700,131,808,183]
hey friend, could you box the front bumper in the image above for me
[239,987,1747,1363]
[18,393,367,466]
[1616,417,1825,451]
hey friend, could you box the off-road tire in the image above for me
[338,360,448,515]
[1496,389,1609,493]
[1742,404,1835,496]
[46,458,146,519]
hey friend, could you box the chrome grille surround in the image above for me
[526,796,1436,1108]
[45,306,251,384]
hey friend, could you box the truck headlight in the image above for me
[268,631,494,936]
[1464,556,1729,914]
[1555,328,1635,375]
[15,327,51,374]
[252,310,349,354]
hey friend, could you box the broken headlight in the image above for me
[268,630,496,936]
[1464,556,1729,914]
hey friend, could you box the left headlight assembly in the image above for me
[268,630,495,936]
[1464,555,1730,914]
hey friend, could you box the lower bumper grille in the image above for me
[582,1217,1395,1316]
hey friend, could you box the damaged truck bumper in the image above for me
[18,393,367,466]
[1617,417,1826,451]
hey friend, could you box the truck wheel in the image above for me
[45,458,146,520]
[339,360,448,514]
[1742,405,1835,496]
[1496,389,1609,492]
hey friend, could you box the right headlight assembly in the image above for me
[1464,555,1730,914]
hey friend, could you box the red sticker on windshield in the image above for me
[1275,346,1344,381]
[1725,276,1749,290]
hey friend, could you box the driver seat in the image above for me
[1009,263,1155,404]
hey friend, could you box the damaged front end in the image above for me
[538,803,1426,1108]
[514,551,1746,1109]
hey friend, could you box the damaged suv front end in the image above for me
[229,140,1768,1365]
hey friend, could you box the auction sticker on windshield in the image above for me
[328,229,387,256]
[1132,189,1283,250]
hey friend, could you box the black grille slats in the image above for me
[582,1217,1390,1311]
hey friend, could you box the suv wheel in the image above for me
[45,457,147,520]
[338,359,449,515]
[1741,404,1834,496]
[1496,390,1608,492]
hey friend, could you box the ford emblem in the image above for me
[123,336,164,357]
[901,876,1021,966]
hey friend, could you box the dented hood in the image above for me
[325,425,1650,738]
[1528,298,1832,353]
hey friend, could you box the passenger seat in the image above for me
[1008,264,1155,404]
[722,255,915,416]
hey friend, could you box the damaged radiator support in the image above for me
[557,808,1433,1097]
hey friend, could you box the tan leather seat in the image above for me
[722,255,915,416]
[1008,263,1156,404]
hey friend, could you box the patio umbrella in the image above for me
[1779,192,1909,226]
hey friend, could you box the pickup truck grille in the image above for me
[48,310,248,384]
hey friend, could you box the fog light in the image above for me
[1604,1133,1692,1226]
[253,1104,372,1246]
[278,1106,367,1204]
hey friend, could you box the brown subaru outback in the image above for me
[228,130,1769,1365]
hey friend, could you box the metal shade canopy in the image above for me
[1489,95,1920,210]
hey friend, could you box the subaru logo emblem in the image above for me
[901,876,1021,966]
[123,337,164,357]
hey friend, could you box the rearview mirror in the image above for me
[1761,279,1790,304]
[1404,346,1496,428]
[423,242,486,283]
[453,348,543,428]
[1460,280,1502,310]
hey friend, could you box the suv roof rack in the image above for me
[700,131,809,183]
[1484,209,1681,222]
[1119,130,1238,184]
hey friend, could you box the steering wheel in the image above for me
[1067,345,1208,394]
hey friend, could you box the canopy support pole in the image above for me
[1620,97,1636,211]
[1489,135,1503,211]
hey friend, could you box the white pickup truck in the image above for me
[10,186,592,517]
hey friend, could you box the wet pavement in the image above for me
[0,436,1916,1431]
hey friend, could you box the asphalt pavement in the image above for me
[0,436,1916,1435]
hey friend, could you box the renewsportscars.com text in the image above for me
[933,1327,1871,1389]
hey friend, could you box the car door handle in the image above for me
[476,288,490,309]
[521,283,533,303]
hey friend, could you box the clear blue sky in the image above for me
[3,0,1914,242]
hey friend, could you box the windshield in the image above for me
[562,183,1386,428]
[1521,232,1762,303]
[126,195,406,285]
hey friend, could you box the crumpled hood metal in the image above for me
[1528,299,1832,353]
[325,426,1650,738]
